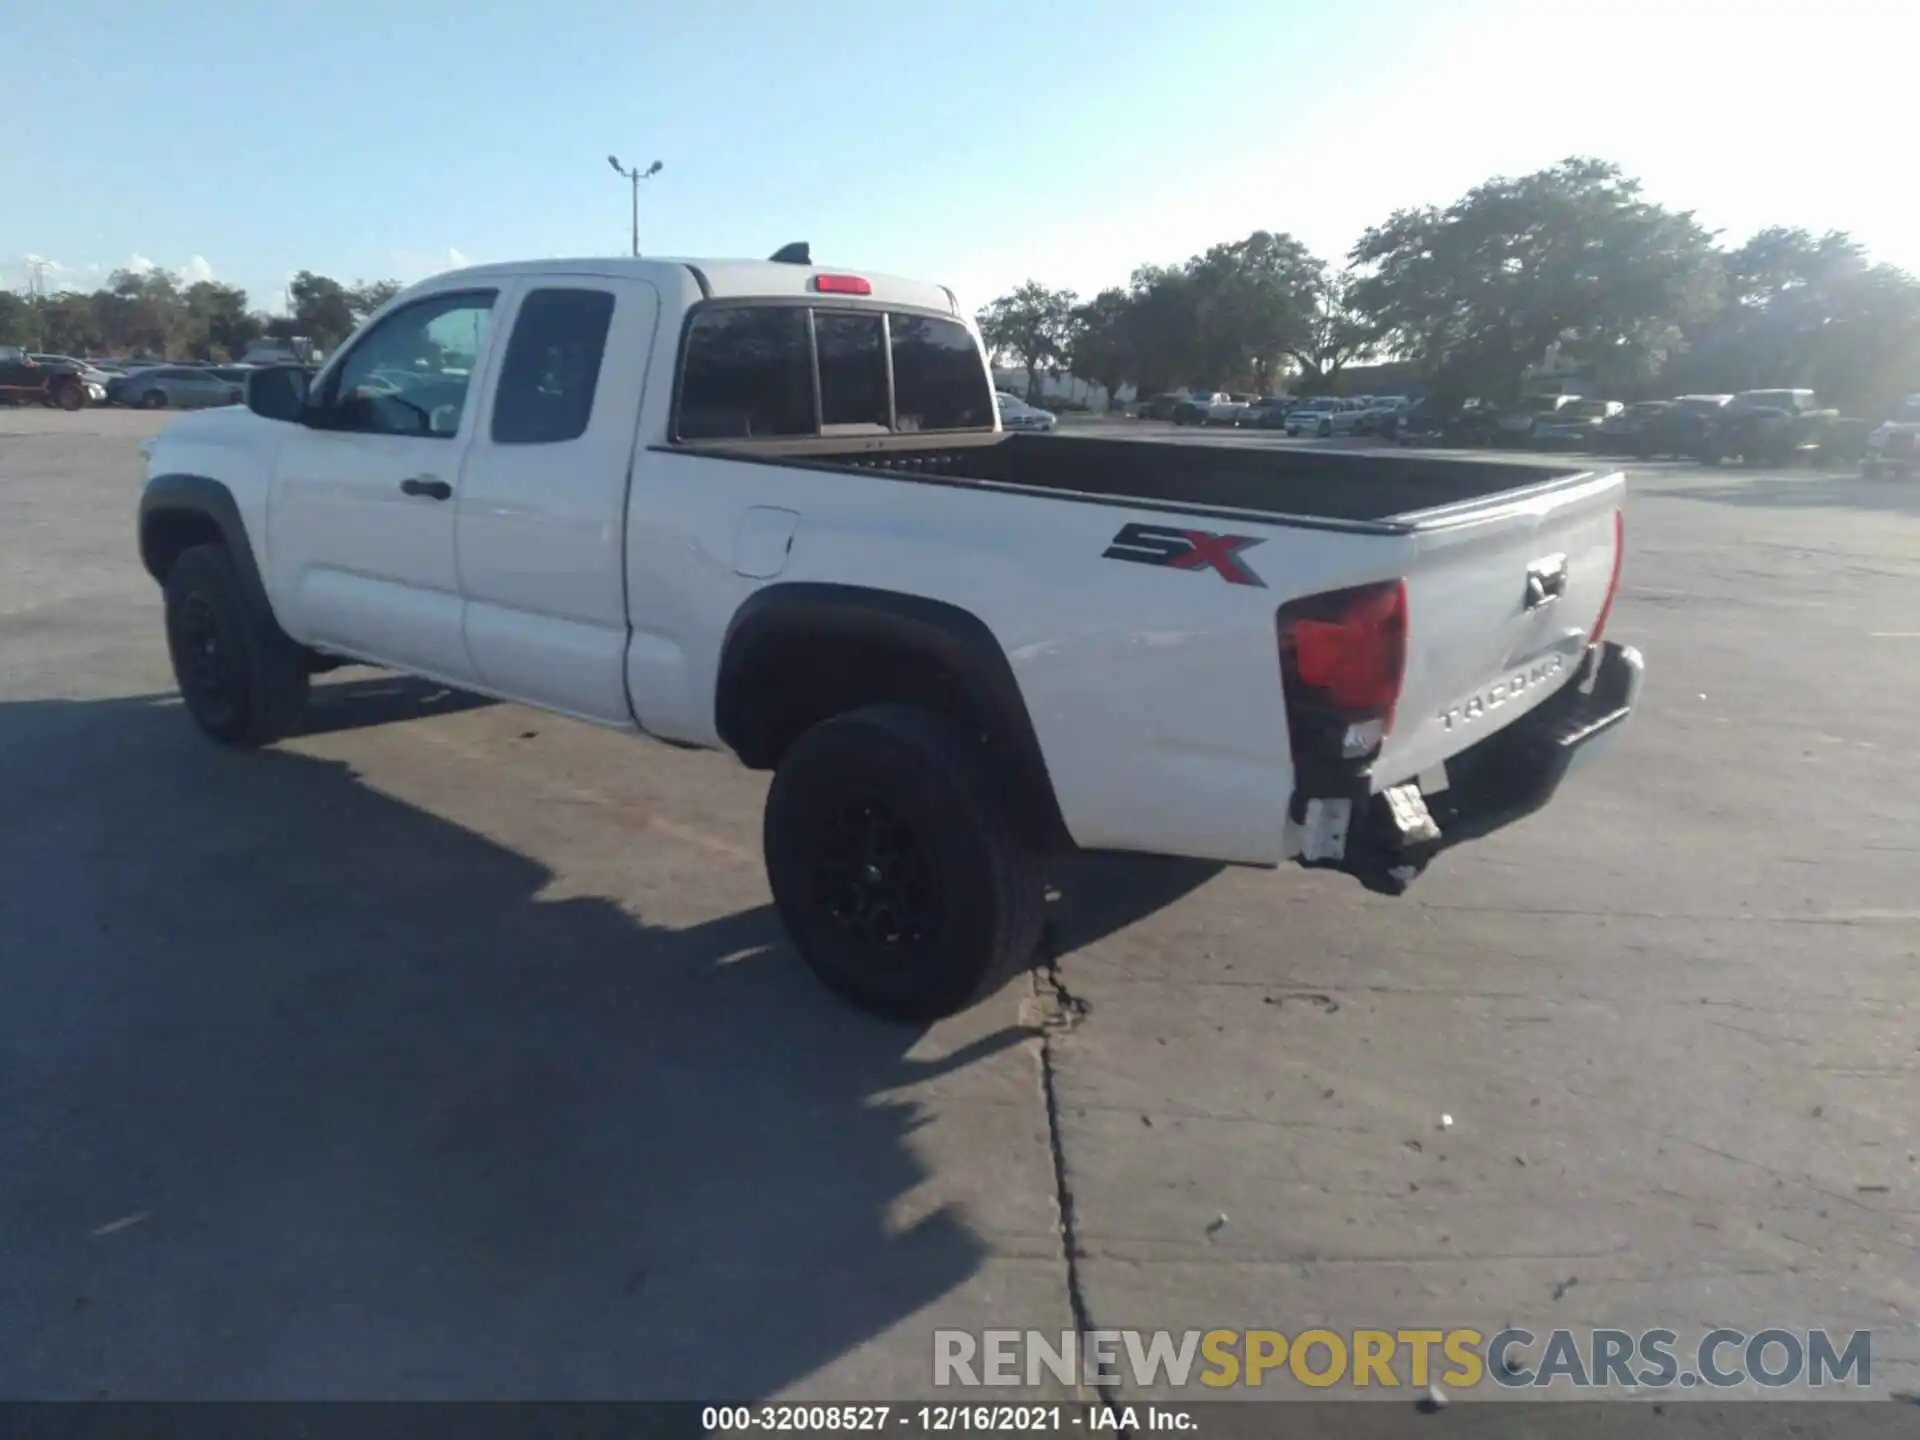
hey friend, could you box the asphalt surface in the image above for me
[3,407,1917,1418]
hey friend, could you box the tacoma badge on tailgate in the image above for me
[1101,522,1266,587]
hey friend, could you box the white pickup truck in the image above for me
[137,252,1643,1021]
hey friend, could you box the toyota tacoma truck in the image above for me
[136,252,1644,1021]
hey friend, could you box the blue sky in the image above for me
[6,0,1915,315]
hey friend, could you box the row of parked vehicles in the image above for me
[1404,388,1919,474]
[1136,390,1413,435]
[0,347,258,411]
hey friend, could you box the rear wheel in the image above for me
[763,704,1045,1022]
[163,543,309,748]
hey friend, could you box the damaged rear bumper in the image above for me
[1292,642,1645,895]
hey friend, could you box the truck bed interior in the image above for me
[694,432,1591,527]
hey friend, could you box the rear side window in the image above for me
[678,308,814,439]
[891,314,992,431]
[815,312,889,429]
[491,287,615,445]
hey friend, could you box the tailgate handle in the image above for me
[1525,553,1569,610]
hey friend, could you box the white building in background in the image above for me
[992,368,1136,411]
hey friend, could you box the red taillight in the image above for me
[1589,508,1625,647]
[812,273,872,296]
[1278,578,1409,729]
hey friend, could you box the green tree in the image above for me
[347,279,403,323]
[1118,264,1205,395]
[1348,157,1720,403]
[290,270,358,350]
[1669,227,1920,409]
[1281,271,1376,393]
[181,280,260,360]
[1182,230,1325,392]
[37,293,103,356]
[97,267,188,358]
[0,290,34,346]
[977,282,1078,402]
[1066,288,1138,407]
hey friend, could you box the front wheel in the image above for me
[141,389,168,410]
[53,377,84,411]
[163,543,310,748]
[764,704,1045,1022]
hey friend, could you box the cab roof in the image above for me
[416,256,962,317]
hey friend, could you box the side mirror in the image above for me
[245,364,311,423]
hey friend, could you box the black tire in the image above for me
[53,377,84,411]
[142,389,168,409]
[1317,419,1331,437]
[162,543,309,748]
[764,704,1045,1022]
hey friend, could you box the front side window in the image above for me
[677,307,813,440]
[329,290,496,438]
[491,287,615,445]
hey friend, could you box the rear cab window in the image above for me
[673,302,991,441]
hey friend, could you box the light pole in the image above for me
[607,155,663,257]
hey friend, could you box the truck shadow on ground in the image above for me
[0,681,1217,1402]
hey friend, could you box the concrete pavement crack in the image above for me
[1026,930,1122,1421]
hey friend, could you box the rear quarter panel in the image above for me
[626,453,1410,864]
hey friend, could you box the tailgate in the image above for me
[1373,469,1625,790]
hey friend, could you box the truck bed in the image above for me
[694,432,1593,529]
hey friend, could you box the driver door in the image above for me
[266,286,504,680]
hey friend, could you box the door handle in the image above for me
[400,475,452,501]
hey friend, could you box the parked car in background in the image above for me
[1285,397,1344,436]
[29,353,112,404]
[1325,399,1375,436]
[0,345,92,410]
[1393,399,1504,447]
[1138,392,1182,421]
[1533,398,1624,448]
[1631,395,1731,459]
[1499,393,1584,441]
[995,392,1058,433]
[1697,389,1837,466]
[107,365,247,410]
[1171,391,1230,425]
[1206,393,1257,426]
[1594,400,1669,454]
[1862,395,1920,478]
[1246,396,1294,429]
[1354,396,1412,436]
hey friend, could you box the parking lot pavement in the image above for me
[3,406,1916,1407]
